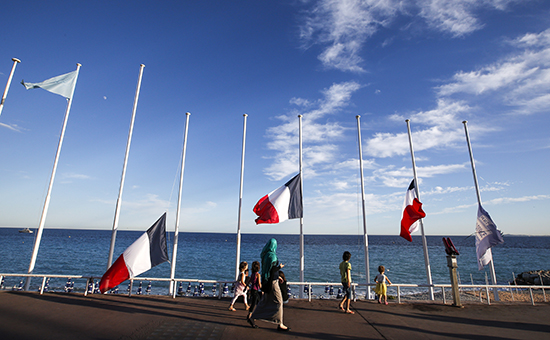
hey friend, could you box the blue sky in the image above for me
[1,0,549,236]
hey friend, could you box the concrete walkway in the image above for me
[1,291,549,339]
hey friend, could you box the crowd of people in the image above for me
[230,238,391,332]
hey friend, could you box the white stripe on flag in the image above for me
[269,185,291,222]
[123,232,152,278]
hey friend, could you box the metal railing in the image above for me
[1,273,547,306]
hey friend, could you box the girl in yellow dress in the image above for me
[374,265,392,305]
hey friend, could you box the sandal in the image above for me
[229,307,236,311]
[345,310,355,314]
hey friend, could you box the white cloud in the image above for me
[300,0,526,72]
[300,0,400,72]
[417,0,483,37]
[264,81,361,180]
[371,163,467,187]
[0,122,23,132]
[432,194,550,214]
[365,99,470,158]
[485,194,550,205]
[437,28,550,115]
[62,172,92,180]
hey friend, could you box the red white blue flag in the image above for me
[99,213,169,293]
[400,179,426,242]
[253,173,303,224]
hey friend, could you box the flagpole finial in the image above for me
[76,63,82,67]
[356,115,360,119]
[462,120,467,124]
[185,112,191,116]
[12,58,21,63]
[405,119,410,123]
[140,64,145,68]
[243,113,248,117]
[298,114,302,118]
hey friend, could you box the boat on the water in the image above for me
[18,228,33,234]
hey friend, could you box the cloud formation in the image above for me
[300,0,526,72]
[264,81,362,180]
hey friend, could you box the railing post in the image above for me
[40,277,47,295]
[529,288,535,305]
[397,285,401,304]
[84,278,89,296]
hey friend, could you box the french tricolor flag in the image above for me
[253,173,303,224]
[99,213,169,293]
[400,179,426,242]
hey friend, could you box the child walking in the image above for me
[338,251,354,314]
[374,265,392,305]
[229,261,250,311]
[246,261,262,319]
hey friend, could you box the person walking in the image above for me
[247,238,290,331]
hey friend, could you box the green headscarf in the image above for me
[260,238,278,282]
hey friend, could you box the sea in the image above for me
[1,228,549,296]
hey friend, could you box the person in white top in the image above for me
[374,265,392,305]
[229,261,250,311]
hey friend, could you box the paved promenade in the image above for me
[1,291,549,339]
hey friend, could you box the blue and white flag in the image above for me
[22,69,78,99]
[475,204,504,270]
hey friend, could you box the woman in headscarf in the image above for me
[247,238,290,331]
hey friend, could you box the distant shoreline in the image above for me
[1,227,548,237]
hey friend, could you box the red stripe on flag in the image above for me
[99,254,130,293]
[253,194,280,224]
[400,198,426,242]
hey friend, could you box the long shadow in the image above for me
[355,302,550,335]
[8,291,246,328]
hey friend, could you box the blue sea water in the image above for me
[1,228,549,295]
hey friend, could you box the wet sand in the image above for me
[1,291,549,339]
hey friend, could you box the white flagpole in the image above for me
[235,113,248,279]
[355,116,371,298]
[107,64,145,269]
[298,114,305,298]
[462,120,499,301]
[405,119,434,300]
[25,63,81,290]
[170,112,191,294]
[0,58,21,117]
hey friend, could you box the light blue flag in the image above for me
[475,204,504,270]
[22,70,78,99]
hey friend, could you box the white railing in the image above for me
[1,273,547,306]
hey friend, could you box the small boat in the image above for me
[18,228,33,234]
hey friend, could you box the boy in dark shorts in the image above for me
[338,251,354,314]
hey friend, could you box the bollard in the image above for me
[223,283,229,297]
[212,282,217,297]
